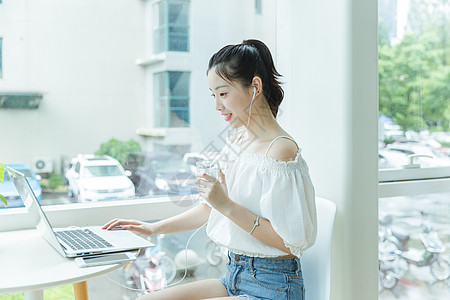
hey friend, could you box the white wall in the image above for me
[278,1,378,299]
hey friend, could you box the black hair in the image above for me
[207,39,284,118]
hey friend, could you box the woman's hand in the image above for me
[196,169,231,211]
[102,219,157,236]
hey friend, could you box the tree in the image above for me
[379,0,450,132]
[95,138,142,166]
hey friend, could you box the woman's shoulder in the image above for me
[264,134,299,162]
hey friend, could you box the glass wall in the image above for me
[0,0,277,209]
[0,37,2,78]
[0,0,277,297]
[378,0,450,299]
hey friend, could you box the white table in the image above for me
[0,229,127,300]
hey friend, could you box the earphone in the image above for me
[245,87,257,129]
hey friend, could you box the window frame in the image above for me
[379,165,450,197]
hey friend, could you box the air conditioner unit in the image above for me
[32,157,54,173]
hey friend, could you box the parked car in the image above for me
[65,154,135,202]
[378,149,408,169]
[0,164,42,208]
[431,131,450,143]
[124,152,196,197]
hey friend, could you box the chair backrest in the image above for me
[302,197,337,300]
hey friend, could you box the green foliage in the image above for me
[0,284,74,300]
[95,138,142,166]
[383,137,397,145]
[48,173,64,190]
[44,284,75,300]
[379,0,450,132]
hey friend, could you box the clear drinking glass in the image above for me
[196,160,220,180]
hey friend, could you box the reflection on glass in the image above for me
[379,193,450,299]
[0,0,277,208]
[154,0,190,53]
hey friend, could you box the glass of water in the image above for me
[196,160,220,180]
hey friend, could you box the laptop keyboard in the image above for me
[55,229,114,250]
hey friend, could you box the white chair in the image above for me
[302,197,337,300]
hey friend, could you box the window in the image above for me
[154,71,190,128]
[0,0,277,296]
[153,0,190,53]
[0,0,276,212]
[0,38,3,78]
[255,0,262,15]
[378,0,450,298]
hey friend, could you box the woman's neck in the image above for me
[245,111,281,142]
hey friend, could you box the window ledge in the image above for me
[379,177,450,198]
[135,53,166,66]
[379,166,450,182]
[136,127,167,137]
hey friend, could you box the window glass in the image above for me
[255,0,262,15]
[154,71,190,128]
[0,37,2,78]
[154,0,189,53]
[0,0,276,210]
[378,1,450,299]
[0,0,276,297]
[168,1,189,25]
[378,0,450,170]
[379,193,450,298]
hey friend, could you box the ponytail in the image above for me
[207,39,284,118]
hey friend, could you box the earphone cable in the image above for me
[105,221,209,294]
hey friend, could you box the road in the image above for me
[42,191,74,206]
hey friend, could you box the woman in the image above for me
[103,39,317,300]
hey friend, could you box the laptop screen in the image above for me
[8,168,66,255]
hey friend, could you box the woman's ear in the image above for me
[251,76,263,95]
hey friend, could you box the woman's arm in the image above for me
[102,203,211,236]
[221,201,292,254]
[154,203,211,235]
[197,173,292,254]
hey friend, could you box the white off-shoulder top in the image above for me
[205,134,317,258]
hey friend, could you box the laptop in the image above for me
[8,167,153,258]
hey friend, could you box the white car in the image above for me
[65,154,135,202]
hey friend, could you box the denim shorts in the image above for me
[219,252,305,300]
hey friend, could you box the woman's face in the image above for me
[208,69,252,129]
